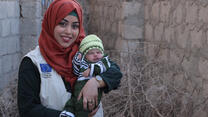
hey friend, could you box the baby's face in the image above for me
[85,49,103,62]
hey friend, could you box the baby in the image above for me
[64,34,111,117]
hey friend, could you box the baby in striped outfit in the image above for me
[64,34,111,117]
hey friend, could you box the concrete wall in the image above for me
[0,0,20,90]
[86,0,208,116]
[87,0,144,73]
[145,0,208,92]
[76,0,89,34]
[144,0,208,116]
[19,0,42,56]
[0,0,42,91]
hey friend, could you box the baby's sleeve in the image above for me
[90,55,111,76]
[72,52,82,76]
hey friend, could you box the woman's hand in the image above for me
[78,78,100,110]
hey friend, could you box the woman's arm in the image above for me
[18,57,61,117]
[99,60,122,93]
[78,60,122,110]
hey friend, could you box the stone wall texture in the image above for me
[19,0,42,56]
[86,0,208,116]
[0,0,20,90]
[144,0,208,116]
[76,0,89,34]
[88,0,144,51]
[145,0,208,75]
[0,0,42,91]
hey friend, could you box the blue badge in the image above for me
[40,64,52,72]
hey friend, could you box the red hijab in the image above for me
[39,0,85,88]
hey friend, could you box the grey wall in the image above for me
[0,0,21,90]
[0,0,42,91]
[19,0,42,56]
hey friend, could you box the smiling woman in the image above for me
[18,0,122,117]
[54,11,80,48]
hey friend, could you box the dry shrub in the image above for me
[1,51,208,117]
[0,78,19,117]
[102,50,208,117]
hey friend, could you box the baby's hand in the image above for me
[77,53,82,60]
[83,68,90,77]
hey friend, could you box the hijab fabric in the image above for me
[39,0,85,89]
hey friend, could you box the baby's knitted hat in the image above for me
[79,34,104,56]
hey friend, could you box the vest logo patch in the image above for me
[40,64,52,78]
[40,64,52,72]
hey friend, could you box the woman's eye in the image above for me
[59,22,67,27]
[72,24,79,29]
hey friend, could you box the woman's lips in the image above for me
[62,36,71,42]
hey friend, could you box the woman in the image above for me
[17,0,122,117]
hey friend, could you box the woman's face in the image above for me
[54,15,79,48]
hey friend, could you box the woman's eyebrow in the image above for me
[62,19,68,22]
[62,19,79,24]
[63,19,79,24]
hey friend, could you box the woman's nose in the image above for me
[65,25,72,34]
